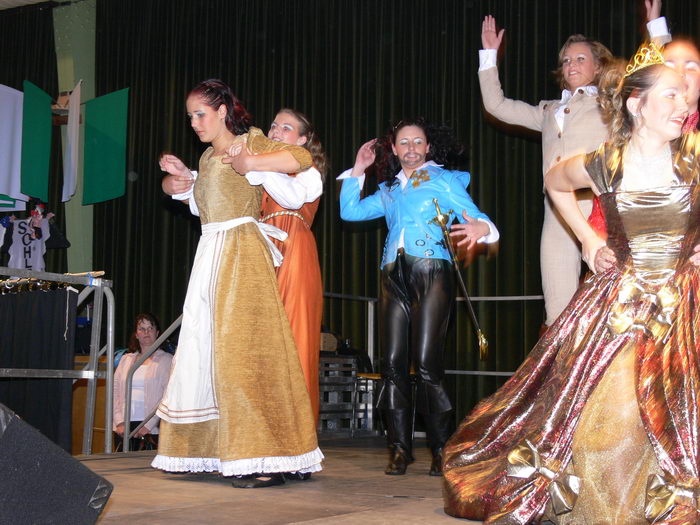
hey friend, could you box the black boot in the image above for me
[429,448,443,476]
[423,411,452,476]
[383,408,414,475]
[385,444,413,475]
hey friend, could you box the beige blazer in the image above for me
[478,66,609,177]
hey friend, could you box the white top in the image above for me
[246,167,323,209]
[131,365,147,421]
[172,167,323,214]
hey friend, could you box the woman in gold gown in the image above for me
[153,79,322,488]
[443,46,700,524]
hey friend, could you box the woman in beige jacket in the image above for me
[477,9,668,327]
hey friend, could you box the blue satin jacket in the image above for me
[340,164,492,268]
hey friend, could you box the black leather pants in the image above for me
[377,251,454,454]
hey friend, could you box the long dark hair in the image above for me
[277,108,328,180]
[188,79,253,135]
[373,117,465,185]
[127,313,161,354]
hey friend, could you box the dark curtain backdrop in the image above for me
[0,2,67,273]
[92,0,700,420]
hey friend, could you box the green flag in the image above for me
[20,81,52,201]
[83,88,129,205]
[0,194,16,208]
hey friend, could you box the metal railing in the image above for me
[323,291,543,377]
[0,267,115,454]
[114,292,540,450]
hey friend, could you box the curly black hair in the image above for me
[372,117,466,186]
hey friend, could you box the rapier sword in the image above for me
[430,198,489,361]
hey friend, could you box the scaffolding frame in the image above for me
[0,266,115,455]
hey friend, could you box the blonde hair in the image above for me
[554,35,613,90]
[277,108,327,180]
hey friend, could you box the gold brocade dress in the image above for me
[153,128,322,476]
[443,135,700,524]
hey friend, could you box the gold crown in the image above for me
[624,41,665,77]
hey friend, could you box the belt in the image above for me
[261,210,310,229]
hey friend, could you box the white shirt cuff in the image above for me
[647,17,669,40]
[476,218,500,244]
[337,168,366,190]
[478,49,498,71]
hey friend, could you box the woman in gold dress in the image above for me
[443,45,700,523]
[153,79,322,488]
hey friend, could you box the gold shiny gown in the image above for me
[153,128,322,476]
[443,135,700,524]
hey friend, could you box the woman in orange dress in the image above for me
[232,108,325,422]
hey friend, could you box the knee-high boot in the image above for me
[383,408,414,475]
[423,411,453,476]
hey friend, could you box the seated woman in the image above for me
[113,313,173,451]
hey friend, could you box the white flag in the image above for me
[62,80,82,202]
[0,84,28,210]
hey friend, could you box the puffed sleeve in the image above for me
[246,127,313,171]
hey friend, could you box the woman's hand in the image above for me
[481,15,505,51]
[162,174,194,195]
[159,154,191,178]
[449,212,490,249]
[581,234,608,273]
[689,244,700,266]
[134,426,149,438]
[222,144,254,174]
[160,154,194,195]
[116,423,125,437]
[593,245,617,273]
[351,139,377,178]
[645,0,661,22]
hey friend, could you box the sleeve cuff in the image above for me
[336,168,366,190]
[647,17,671,43]
[476,218,500,244]
[478,49,498,71]
[171,170,197,201]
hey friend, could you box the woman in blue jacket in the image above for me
[339,118,499,476]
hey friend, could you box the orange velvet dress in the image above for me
[261,185,323,421]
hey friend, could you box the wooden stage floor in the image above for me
[83,436,479,524]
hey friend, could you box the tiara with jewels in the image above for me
[624,41,665,78]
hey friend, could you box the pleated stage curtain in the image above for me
[0,288,77,452]
[89,0,700,420]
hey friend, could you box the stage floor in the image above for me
[83,436,478,524]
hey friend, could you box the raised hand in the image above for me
[352,139,377,176]
[645,0,661,22]
[481,15,505,51]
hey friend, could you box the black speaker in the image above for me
[0,404,113,525]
